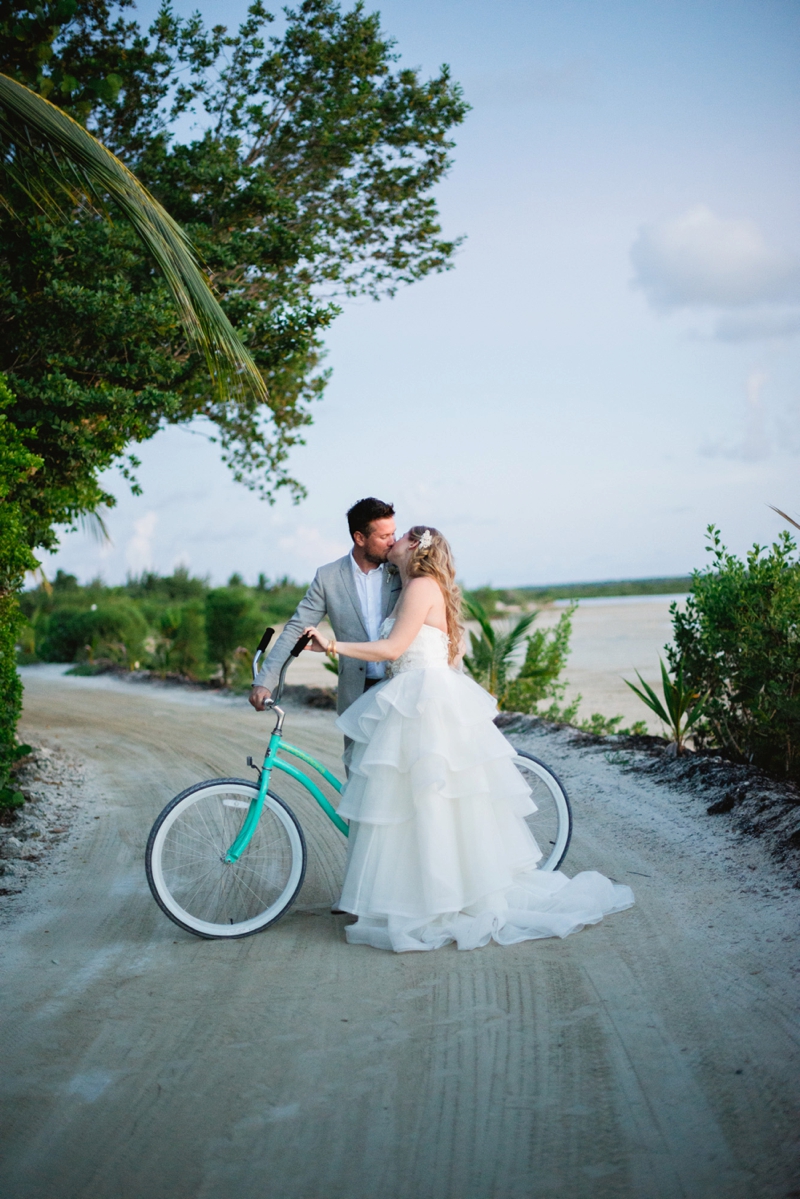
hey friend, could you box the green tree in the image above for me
[668,525,800,778]
[0,374,40,805]
[0,0,468,540]
[0,63,269,788]
[169,602,207,679]
[205,587,262,685]
[0,66,271,549]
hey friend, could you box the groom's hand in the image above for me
[249,685,272,711]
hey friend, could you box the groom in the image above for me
[249,497,402,717]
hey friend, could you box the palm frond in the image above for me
[503,610,539,651]
[625,658,706,753]
[463,597,496,645]
[463,599,539,697]
[77,509,112,545]
[0,73,267,406]
[769,505,800,532]
[625,672,671,725]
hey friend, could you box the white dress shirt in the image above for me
[350,552,386,680]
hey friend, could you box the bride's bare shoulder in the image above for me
[405,576,441,598]
[404,576,446,615]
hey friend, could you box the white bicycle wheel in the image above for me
[512,751,572,871]
[146,779,306,939]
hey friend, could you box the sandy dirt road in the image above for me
[1,670,798,1199]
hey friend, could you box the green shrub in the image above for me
[625,659,705,753]
[501,605,577,715]
[255,575,309,623]
[205,589,263,684]
[668,526,800,779]
[38,602,147,666]
[463,598,588,720]
[169,602,207,679]
[463,598,538,698]
[0,373,41,805]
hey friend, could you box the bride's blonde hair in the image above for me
[407,526,464,664]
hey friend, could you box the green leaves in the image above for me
[463,597,538,699]
[502,604,577,714]
[463,597,580,722]
[0,0,468,527]
[0,72,267,408]
[667,524,800,778]
[625,659,705,754]
[205,587,264,685]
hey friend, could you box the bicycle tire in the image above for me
[146,778,306,939]
[512,750,572,871]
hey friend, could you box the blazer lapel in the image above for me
[381,565,402,619]
[340,556,369,639]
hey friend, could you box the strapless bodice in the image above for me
[380,617,449,675]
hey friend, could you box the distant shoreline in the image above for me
[470,576,692,603]
[552,592,687,608]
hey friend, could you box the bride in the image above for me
[303,525,634,953]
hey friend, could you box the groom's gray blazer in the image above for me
[254,555,402,714]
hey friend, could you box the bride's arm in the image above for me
[304,578,437,662]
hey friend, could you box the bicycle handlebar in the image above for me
[290,632,312,658]
[257,626,275,654]
[252,626,275,684]
[252,628,313,700]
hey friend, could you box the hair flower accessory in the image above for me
[417,529,433,550]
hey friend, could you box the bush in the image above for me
[205,589,263,684]
[501,605,577,715]
[0,373,40,805]
[169,602,207,679]
[463,599,538,698]
[255,575,309,623]
[38,602,147,667]
[668,526,800,779]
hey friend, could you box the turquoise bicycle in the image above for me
[146,628,573,939]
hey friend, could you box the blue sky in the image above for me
[45,0,800,587]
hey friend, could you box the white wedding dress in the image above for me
[335,618,634,953]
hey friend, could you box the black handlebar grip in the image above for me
[290,632,312,658]
[257,626,275,654]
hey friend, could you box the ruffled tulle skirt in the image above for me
[335,666,634,953]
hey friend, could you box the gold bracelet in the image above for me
[327,639,336,658]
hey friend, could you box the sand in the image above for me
[0,664,797,1198]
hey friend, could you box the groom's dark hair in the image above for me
[347,497,395,540]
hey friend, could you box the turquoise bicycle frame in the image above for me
[225,726,347,863]
[224,628,349,863]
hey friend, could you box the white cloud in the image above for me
[631,206,800,309]
[125,511,158,574]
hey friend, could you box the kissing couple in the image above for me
[251,497,633,953]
